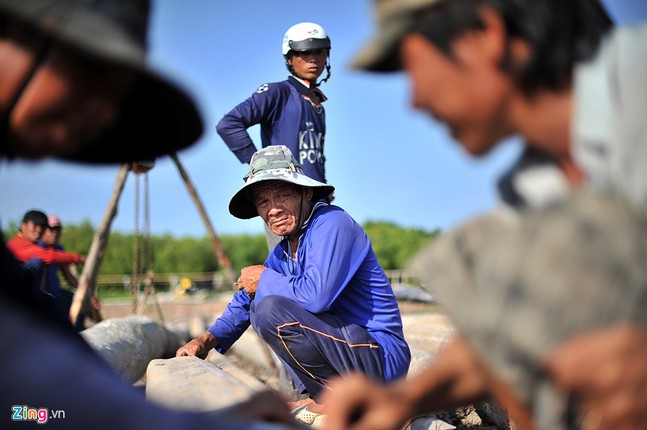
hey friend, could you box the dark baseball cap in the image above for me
[22,210,48,227]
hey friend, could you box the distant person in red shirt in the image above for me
[7,209,85,292]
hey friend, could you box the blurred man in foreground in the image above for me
[323,0,647,429]
[0,0,296,428]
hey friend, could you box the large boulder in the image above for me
[81,316,181,383]
[146,354,265,411]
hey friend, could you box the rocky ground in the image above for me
[100,296,513,429]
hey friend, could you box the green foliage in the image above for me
[55,225,269,275]
[4,220,439,275]
[102,232,136,275]
[362,220,440,270]
[3,221,19,236]
[221,233,269,272]
[61,219,94,253]
[153,235,219,272]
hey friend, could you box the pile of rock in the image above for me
[82,312,514,429]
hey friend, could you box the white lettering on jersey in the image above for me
[299,123,324,166]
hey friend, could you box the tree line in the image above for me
[3,219,440,275]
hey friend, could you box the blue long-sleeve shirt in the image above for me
[207,204,411,382]
[216,76,327,183]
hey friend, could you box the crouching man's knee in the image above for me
[251,295,300,340]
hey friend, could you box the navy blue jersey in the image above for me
[216,76,327,183]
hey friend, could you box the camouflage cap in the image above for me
[351,0,443,71]
[228,146,335,219]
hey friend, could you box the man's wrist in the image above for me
[201,331,218,349]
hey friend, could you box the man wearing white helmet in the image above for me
[217,22,332,186]
[217,22,333,250]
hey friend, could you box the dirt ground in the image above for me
[100,294,442,327]
[101,295,230,324]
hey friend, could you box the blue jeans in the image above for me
[250,295,385,400]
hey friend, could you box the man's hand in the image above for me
[89,295,103,322]
[237,265,266,298]
[219,389,296,426]
[176,331,218,359]
[322,373,414,430]
[323,336,535,430]
[544,324,647,430]
[322,337,488,430]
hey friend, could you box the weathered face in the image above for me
[288,49,328,82]
[41,226,61,247]
[252,181,313,237]
[5,42,136,158]
[399,30,516,156]
[20,220,45,243]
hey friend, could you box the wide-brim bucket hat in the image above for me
[351,0,442,72]
[0,0,203,163]
[229,146,335,220]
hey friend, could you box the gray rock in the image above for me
[146,355,264,412]
[81,316,181,383]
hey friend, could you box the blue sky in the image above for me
[0,0,645,237]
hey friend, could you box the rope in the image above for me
[134,171,164,321]
[144,172,152,276]
[132,172,140,311]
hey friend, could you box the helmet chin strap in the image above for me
[0,39,52,152]
[317,60,331,86]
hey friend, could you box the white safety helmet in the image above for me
[282,22,331,56]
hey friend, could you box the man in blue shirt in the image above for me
[217,22,334,251]
[216,23,331,184]
[177,146,411,425]
[38,215,103,330]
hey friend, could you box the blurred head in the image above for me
[282,22,331,84]
[401,26,519,156]
[399,0,611,93]
[354,0,612,77]
[19,209,47,242]
[352,0,612,155]
[41,214,62,247]
[0,31,136,158]
[0,0,203,163]
[41,225,61,247]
